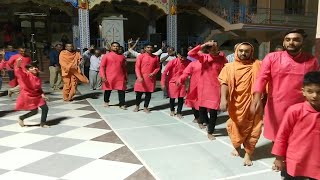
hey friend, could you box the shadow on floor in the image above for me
[0,91,8,97]
[46,116,71,126]
[73,92,102,101]
[126,88,134,93]
[253,141,274,160]
[214,128,228,137]
[0,110,16,118]
[149,103,171,111]
[125,98,145,107]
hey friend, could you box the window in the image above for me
[285,0,305,14]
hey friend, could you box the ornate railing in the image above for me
[203,0,316,27]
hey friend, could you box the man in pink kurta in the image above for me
[14,59,49,127]
[251,29,319,141]
[100,42,127,109]
[272,71,320,180]
[161,52,190,118]
[188,41,227,140]
[6,48,31,88]
[133,43,160,113]
[177,60,202,123]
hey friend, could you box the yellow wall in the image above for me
[256,0,317,13]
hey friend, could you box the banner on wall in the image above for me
[64,0,88,9]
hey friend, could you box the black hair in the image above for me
[284,29,307,39]
[178,48,188,57]
[144,42,154,47]
[275,45,284,49]
[111,42,120,46]
[303,71,320,86]
[25,62,39,70]
[83,48,88,52]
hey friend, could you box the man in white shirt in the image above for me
[89,49,102,90]
[160,47,176,98]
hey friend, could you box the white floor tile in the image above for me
[0,148,53,170]
[0,171,56,180]
[55,110,94,117]
[59,117,101,127]
[52,104,89,110]
[62,159,142,180]
[0,124,40,133]
[57,127,110,140]
[59,141,124,159]
[0,133,51,147]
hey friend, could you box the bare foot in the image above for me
[207,134,216,140]
[192,118,198,123]
[231,148,241,157]
[143,108,150,113]
[170,111,175,116]
[40,124,50,128]
[176,114,183,119]
[198,123,205,129]
[119,105,127,110]
[18,119,24,127]
[8,90,13,97]
[104,103,109,108]
[243,153,253,166]
[133,106,139,112]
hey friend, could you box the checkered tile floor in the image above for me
[0,86,155,180]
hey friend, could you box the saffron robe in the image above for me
[272,102,320,180]
[15,67,46,110]
[59,50,88,101]
[188,45,226,109]
[254,51,319,141]
[219,60,263,154]
[6,54,31,87]
[99,51,127,91]
[161,58,190,98]
[178,60,202,109]
[134,53,160,92]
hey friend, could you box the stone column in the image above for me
[78,8,90,53]
[315,1,320,60]
[147,19,156,40]
[72,16,79,49]
[167,0,177,50]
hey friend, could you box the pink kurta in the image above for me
[272,102,320,180]
[99,51,127,91]
[7,54,31,87]
[161,58,190,98]
[178,60,202,109]
[15,67,46,110]
[134,53,160,92]
[188,45,227,109]
[254,51,319,141]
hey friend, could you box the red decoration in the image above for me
[162,0,167,3]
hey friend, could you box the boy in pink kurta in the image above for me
[133,43,160,113]
[188,41,227,140]
[251,29,319,141]
[15,59,49,128]
[100,42,127,109]
[177,60,202,123]
[272,71,320,180]
[161,52,190,118]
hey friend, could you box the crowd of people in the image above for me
[0,28,319,180]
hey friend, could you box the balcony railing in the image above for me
[204,0,316,27]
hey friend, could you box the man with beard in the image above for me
[251,29,319,142]
[219,42,263,166]
[100,42,127,109]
